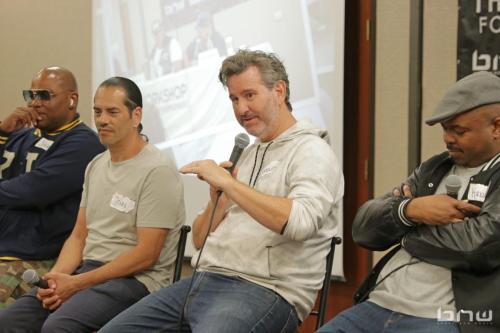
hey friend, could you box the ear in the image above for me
[132,106,143,126]
[273,80,286,105]
[493,115,500,139]
[69,93,78,109]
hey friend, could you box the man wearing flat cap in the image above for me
[318,71,500,333]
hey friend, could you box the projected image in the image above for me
[92,0,341,167]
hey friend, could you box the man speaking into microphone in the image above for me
[100,49,344,333]
[318,71,500,333]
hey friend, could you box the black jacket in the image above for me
[353,152,500,333]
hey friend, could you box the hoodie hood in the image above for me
[254,119,330,145]
[241,119,332,190]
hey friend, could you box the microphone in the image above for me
[226,133,250,174]
[21,269,49,289]
[444,175,462,199]
[216,133,250,196]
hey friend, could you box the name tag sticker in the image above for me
[110,192,135,213]
[35,138,54,151]
[468,183,488,203]
[260,160,279,177]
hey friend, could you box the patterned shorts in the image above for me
[0,259,54,309]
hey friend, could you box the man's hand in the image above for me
[39,272,82,310]
[0,107,42,133]
[180,160,235,193]
[393,184,413,198]
[36,278,60,311]
[405,194,481,225]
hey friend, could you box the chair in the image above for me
[173,225,192,283]
[309,236,342,330]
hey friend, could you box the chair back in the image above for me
[309,236,342,330]
[173,225,192,283]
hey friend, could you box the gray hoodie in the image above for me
[193,120,344,320]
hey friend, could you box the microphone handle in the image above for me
[35,279,49,289]
[227,146,244,174]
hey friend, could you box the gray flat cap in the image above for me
[426,71,500,125]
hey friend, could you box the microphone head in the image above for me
[21,269,39,284]
[234,133,250,149]
[445,175,462,195]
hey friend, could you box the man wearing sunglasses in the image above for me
[0,67,104,308]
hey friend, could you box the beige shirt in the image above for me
[81,144,185,292]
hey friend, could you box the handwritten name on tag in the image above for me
[468,183,488,203]
[35,138,54,151]
[110,192,135,213]
[260,160,279,177]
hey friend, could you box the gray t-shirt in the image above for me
[369,163,484,318]
[81,144,185,292]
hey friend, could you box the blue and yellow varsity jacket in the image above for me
[0,116,104,260]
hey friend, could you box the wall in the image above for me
[372,0,411,263]
[372,0,457,264]
[421,0,457,160]
[374,0,411,198]
[0,0,92,125]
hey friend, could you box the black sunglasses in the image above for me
[22,89,55,103]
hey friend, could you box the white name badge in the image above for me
[110,192,135,213]
[35,138,54,151]
[468,183,488,203]
[260,160,279,177]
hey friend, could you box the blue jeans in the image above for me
[0,260,149,333]
[99,271,299,333]
[317,301,460,333]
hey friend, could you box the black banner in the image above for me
[457,0,500,79]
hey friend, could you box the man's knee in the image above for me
[0,306,38,333]
[41,316,70,333]
[0,311,10,333]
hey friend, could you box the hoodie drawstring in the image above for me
[248,142,273,188]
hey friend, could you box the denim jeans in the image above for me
[99,271,299,333]
[317,301,460,333]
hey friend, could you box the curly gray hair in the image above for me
[218,49,292,111]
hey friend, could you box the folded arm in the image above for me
[404,185,500,273]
